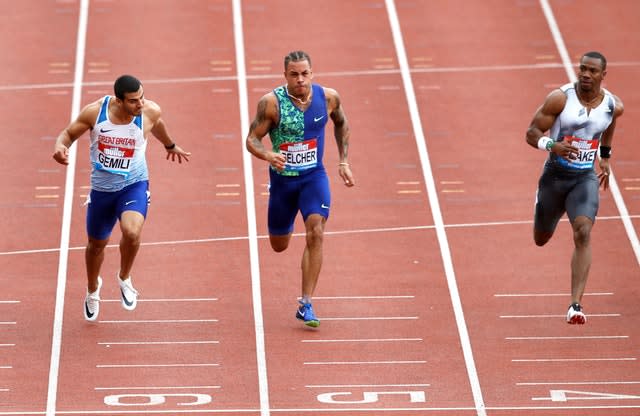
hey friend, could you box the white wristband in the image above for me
[537,136,554,151]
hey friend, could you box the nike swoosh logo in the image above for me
[125,200,136,206]
[121,288,135,307]
[321,204,330,209]
[314,116,325,122]
[84,301,94,319]
[100,128,114,133]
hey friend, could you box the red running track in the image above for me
[0,0,639,415]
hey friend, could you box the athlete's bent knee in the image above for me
[305,221,325,248]
[572,218,592,247]
[86,238,107,256]
[120,227,142,245]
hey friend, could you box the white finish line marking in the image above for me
[512,358,636,363]
[304,360,427,366]
[97,363,219,368]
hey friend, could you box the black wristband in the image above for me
[165,143,176,150]
[600,145,611,158]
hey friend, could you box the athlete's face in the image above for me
[284,60,313,98]
[119,86,145,116]
[577,56,606,92]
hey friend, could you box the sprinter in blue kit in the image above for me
[246,51,355,327]
[526,51,624,325]
[53,75,190,321]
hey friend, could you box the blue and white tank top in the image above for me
[549,83,615,171]
[89,96,148,191]
[269,84,328,176]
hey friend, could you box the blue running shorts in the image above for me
[86,180,150,240]
[267,168,331,236]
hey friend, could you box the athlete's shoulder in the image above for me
[541,87,568,115]
[321,85,338,98]
[602,88,624,116]
[254,90,279,123]
[77,97,105,125]
[612,93,624,117]
[558,82,574,93]
[320,86,342,111]
[143,98,161,114]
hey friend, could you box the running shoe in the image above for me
[566,302,586,325]
[295,301,320,327]
[118,273,138,311]
[84,276,102,322]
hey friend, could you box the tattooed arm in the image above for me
[245,93,285,171]
[326,87,355,187]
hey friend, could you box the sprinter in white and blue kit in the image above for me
[526,51,624,324]
[53,75,191,321]
[246,51,355,327]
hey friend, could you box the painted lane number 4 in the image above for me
[533,390,640,402]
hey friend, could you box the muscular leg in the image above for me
[301,214,326,298]
[570,215,593,304]
[118,210,145,280]
[86,237,108,292]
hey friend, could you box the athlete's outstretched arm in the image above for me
[145,100,190,163]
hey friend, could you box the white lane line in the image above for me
[517,381,640,386]
[302,338,423,343]
[4,215,640,257]
[506,336,628,340]
[385,1,486,414]
[233,0,270,415]
[314,295,414,300]
[95,385,220,390]
[96,363,219,368]
[0,322,16,325]
[47,1,89,415]
[541,0,640,267]
[322,316,418,321]
[495,292,613,297]
[100,297,218,302]
[306,383,430,388]
[98,341,219,346]
[304,360,427,366]
[512,358,636,363]
[98,319,218,324]
[500,314,620,319]
[3,61,640,92]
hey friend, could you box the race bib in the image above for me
[96,135,136,176]
[279,138,318,172]
[558,135,598,170]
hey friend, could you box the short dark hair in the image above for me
[284,50,311,70]
[582,51,607,71]
[114,75,142,99]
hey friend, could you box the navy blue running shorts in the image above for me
[267,168,331,236]
[86,180,150,240]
